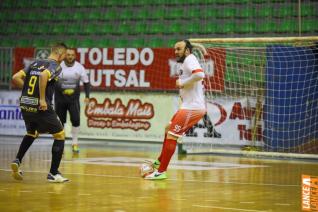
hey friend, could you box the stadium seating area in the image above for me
[0,0,317,47]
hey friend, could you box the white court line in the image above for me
[275,203,291,206]
[19,190,32,193]
[240,202,255,204]
[192,205,268,212]
[0,168,299,187]
[66,157,269,171]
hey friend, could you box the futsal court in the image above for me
[1,136,317,212]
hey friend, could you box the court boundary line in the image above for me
[0,168,299,187]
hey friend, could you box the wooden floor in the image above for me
[0,136,317,212]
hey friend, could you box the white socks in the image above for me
[71,126,80,145]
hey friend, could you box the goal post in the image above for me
[181,36,318,157]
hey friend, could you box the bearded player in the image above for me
[145,40,206,180]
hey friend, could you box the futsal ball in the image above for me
[139,162,154,178]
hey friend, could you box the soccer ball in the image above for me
[139,162,154,178]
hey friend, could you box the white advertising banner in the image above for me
[0,90,176,142]
[183,97,264,146]
[1,90,264,146]
[64,92,176,142]
[0,91,26,135]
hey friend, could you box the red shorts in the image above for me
[168,109,206,137]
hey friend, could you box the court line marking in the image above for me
[275,203,291,206]
[66,157,269,171]
[137,197,152,199]
[0,168,299,187]
[192,205,268,212]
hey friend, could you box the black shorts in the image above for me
[22,108,63,135]
[55,99,80,127]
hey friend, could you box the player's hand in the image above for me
[176,79,184,89]
[39,99,48,111]
[84,98,89,105]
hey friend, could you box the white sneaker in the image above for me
[144,170,167,180]
[47,172,69,183]
[11,159,23,181]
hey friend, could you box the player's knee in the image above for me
[52,130,65,140]
[166,133,178,140]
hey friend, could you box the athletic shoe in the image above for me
[11,159,23,181]
[47,172,69,183]
[144,170,167,180]
[72,144,79,153]
[153,159,160,169]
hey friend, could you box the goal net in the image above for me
[181,36,318,157]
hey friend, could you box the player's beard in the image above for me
[65,59,75,67]
[176,49,187,63]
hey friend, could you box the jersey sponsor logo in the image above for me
[29,70,41,75]
[20,96,38,105]
[62,89,75,95]
[20,105,38,113]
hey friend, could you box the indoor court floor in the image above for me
[0,136,317,212]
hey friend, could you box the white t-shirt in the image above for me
[59,61,89,89]
[179,54,206,110]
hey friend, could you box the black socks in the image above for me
[16,135,35,162]
[50,140,65,175]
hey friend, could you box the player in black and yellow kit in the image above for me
[11,43,69,183]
